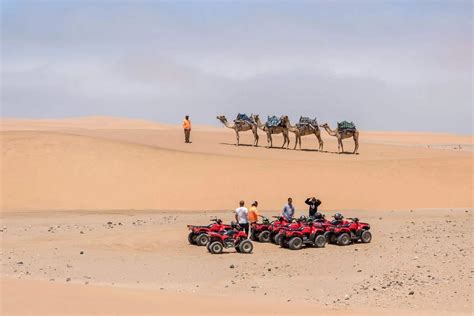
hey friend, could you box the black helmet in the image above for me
[216,219,222,224]
[334,213,344,221]
[299,215,307,222]
[314,212,323,220]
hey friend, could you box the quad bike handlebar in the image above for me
[347,217,359,222]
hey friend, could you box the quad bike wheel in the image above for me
[209,241,224,254]
[258,231,271,242]
[288,237,303,250]
[314,234,327,248]
[360,230,372,243]
[337,233,351,246]
[279,236,288,248]
[196,233,210,246]
[274,233,283,245]
[207,242,212,253]
[188,232,196,245]
[238,240,253,254]
[324,232,337,244]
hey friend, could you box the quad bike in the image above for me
[268,216,292,244]
[187,217,231,246]
[206,225,253,254]
[324,217,372,246]
[279,220,327,250]
[250,216,272,242]
[272,216,308,245]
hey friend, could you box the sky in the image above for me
[1,0,472,133]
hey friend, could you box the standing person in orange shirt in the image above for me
[248,201,260,224]
[183,115,192,143]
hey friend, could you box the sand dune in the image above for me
[1,117,472,316]
[0,117,472,213]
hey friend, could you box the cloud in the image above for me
[1,1,472,133]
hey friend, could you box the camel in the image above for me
[252,114,290,149]
[320,123,359,154]
[216,115,259,146]
[280,116,324,151]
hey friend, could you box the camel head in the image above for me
[320,123,329,128]
[216,115,227,122]
[280,115,289,124]
[251,114,260,122]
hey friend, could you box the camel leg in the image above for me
[316,133,323,151]
[298,135,302,150]
[353,134,359,154]
[252,127,259,147]
[235,130,240,146]
[267,133,272,148]
[339,138,344,153]
[285,132,290,149]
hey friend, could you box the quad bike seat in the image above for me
[224,230,238,236]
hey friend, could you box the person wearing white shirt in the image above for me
[234,200,249,234]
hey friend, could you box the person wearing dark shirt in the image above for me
[305,197,321,218]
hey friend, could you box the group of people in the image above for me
[234,197,322,233]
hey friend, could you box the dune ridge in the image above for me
[1,117,472,213]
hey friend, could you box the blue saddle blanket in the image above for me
[266,116,282,127]
[235,113,254,124]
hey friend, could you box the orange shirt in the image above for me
[183,119,191,130]
[248,206,259,222]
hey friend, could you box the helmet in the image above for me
[314,212,323,220]
[216,219,222,224]
[299,215,307,222]
[334,213,344,221]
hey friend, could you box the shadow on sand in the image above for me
[218,142,359,155]
[218,142,258,147]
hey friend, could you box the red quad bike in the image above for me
[269,216,291,244]
[250,216,272,242]
[325,217,372,246]
[273,216,308,245]
[206,224,253,254]
[187,218,231,246]
[279,220,327,250]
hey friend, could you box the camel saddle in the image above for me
[338,121,356,131]
[234,113,254,124]
[297,116,318,128]
[266,115,282,127]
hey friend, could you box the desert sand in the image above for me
[0,117,472,315]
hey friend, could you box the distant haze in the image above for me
[1,1,472,134]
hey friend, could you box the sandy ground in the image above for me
[0,117,473,315]
[0,117,472,213]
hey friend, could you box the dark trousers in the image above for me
[239,223,249,234]
[184,129,191,143]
